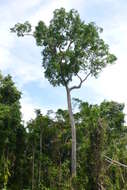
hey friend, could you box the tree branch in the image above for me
[98,183,106,190]
[70,72,91,91]
[24,33,33,36]
[104,155,127,169]
[67,40,73,51]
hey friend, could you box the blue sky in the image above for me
[0,0,127,122]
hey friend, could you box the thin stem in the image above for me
[104,155,127,168]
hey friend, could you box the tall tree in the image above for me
[11,8,116,179]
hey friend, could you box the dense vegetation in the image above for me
[0,72,127,190]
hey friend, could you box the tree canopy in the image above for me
[11,8,116,88]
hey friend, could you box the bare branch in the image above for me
[76,73,82,82]
[82,72,91,83]
[67,40,73,51]
[104,155,127,169]
[70,72,91,91]
[23,33,34,36]
[98,183,106,190]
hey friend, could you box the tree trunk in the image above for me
[58,152,62,190]
[32,145,35,190]
[66,87,76,178]
[38,127,42,186]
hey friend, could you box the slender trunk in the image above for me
[38,127,42,186]
[32,145,35,190]
[58,152,62,190]
[66,87,76,178]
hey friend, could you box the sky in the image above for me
[0,0,127,122]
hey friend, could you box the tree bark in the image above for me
[38,127,42,186]
[58,152,62,190]
[66,86,76,178]
[32,145,35,190]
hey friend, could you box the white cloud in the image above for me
[20,90,48,123]
[8,55,46,87]
[21,97,36,123]
[28,0,86,25]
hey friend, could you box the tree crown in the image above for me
[11,8,116,89]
